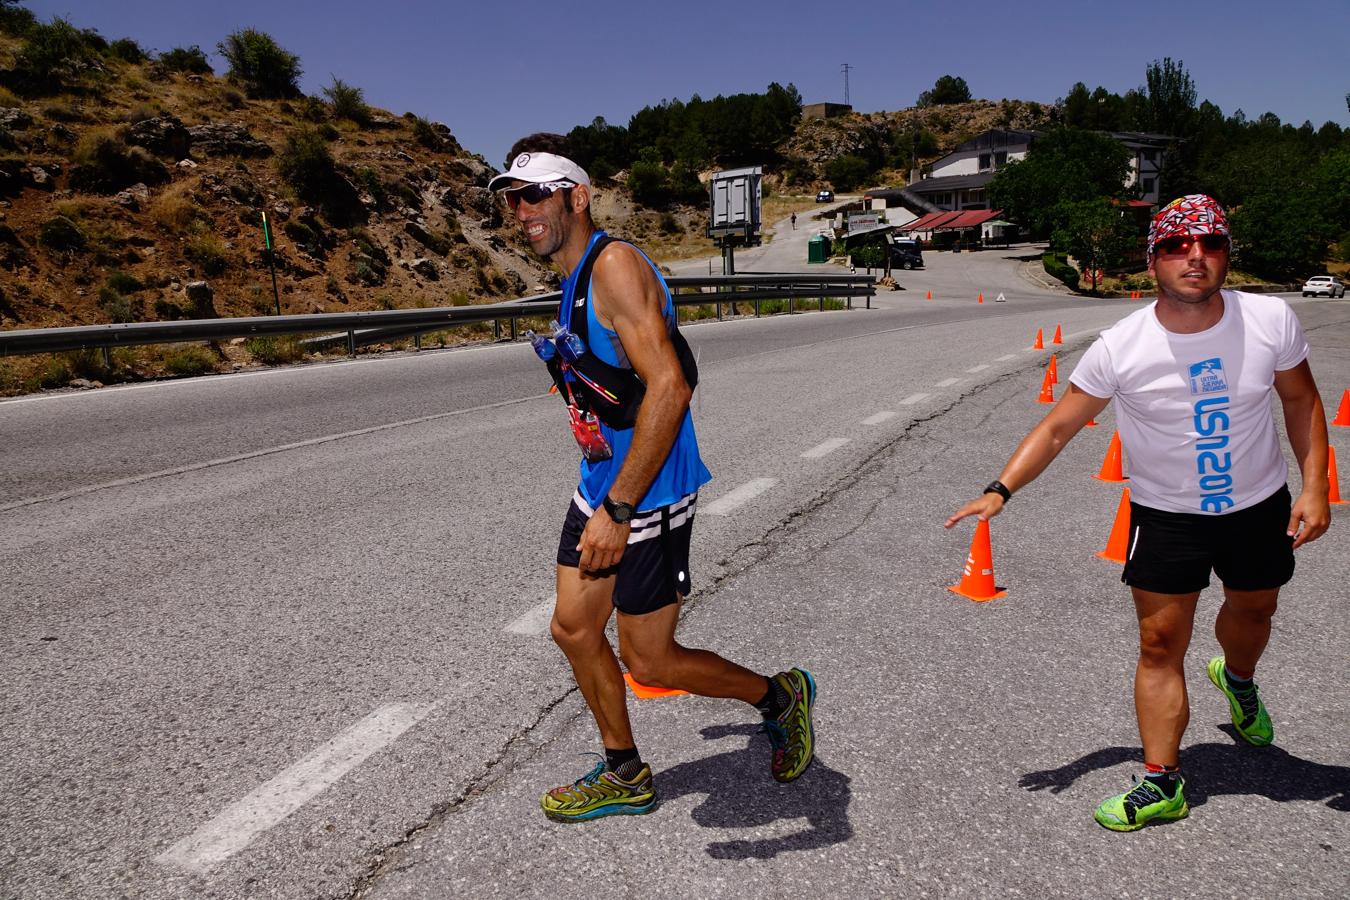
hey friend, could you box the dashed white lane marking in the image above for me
[997,354,1018,361]
[156,703,436,874]
[965,364,990,373]
[801,437,851,459]
[507,599,555,636]
[934,377,963,388]
[899,393,930,405]
[703,478,778,516]
[863,411,897,425]
[0,394,545,514]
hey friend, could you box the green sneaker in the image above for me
[763,668,817,782]
[1094,776,1189,832]
[1207,655,1274,746]
[540,756,658,823]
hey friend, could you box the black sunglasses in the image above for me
[503,182,570,210]
[1153,233,1229,256]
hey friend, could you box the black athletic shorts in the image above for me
[556,491,696,615]
[1121,485,1295,594]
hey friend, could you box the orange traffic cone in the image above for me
[1037,370,1055,404]
[1033,328,1044,350]
[1097,488,1131,563]
[926,289,932,300]
[948,518,1007,601]
[1052,324,1063,344]
[1047,354,1059,385]
[1330,446,1346,505]
[1332,389,1350,427]
[1085,417,1099,427]
[623,672,688,700]
[978,292,984,304]
[1093,430,1126,482]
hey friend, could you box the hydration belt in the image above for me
[545,235,699,430]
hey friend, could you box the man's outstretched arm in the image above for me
[1274,360,1331,548]
[945,384,1109,528]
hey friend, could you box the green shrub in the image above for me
[153,297,188,320]
[318,122,340,141]
[410,116,438,149]
[162,344,217,376]
[221,87,244,109]
[278,128,336,197]
[70,126,168,191]
[107,38,146,63]
[104,270,143,294]
[244,334,305,364]
[185,227,227,275]
[283,219,320,252]
[158,45,211,74]
[217,29,301,99]
[658,212,681,235]
[38,215,85,251]
[851,242,885,269]
[629,159,670,207]
[1042,252,1080,290]
[11,17,106,94]
[298,95,327,122]
[0,2,36,35]
[823,154,871,192]
[98,285,136,322]
[322,77,371,126]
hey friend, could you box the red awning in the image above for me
[936,209,1002,230]
[900,211,959,231]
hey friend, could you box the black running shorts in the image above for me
[557,492,696,615]
[1121,485,1295,594]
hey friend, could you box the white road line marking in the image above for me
[156,703,435,874]
[965,364,990,373]
[899,393,930,405]
[863,411,897,425]
[934,377,963,388]
[507,599,555,636]
[703,478,777,516]
[801,437,850,459]
[0,394,546,514]
[997,354,1018,361]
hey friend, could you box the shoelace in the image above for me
[1124,778,1164,811]
[1233,685,1261,723]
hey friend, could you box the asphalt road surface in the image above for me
[3,243,1347,899]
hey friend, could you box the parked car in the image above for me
[815,189,834,203]
[1301,275,1345,298]
[889,238,924,269]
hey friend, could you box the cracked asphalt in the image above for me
[3,243,1346,898]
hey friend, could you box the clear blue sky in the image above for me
[26,0,1350,169]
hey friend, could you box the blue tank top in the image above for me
[562,231,711,510]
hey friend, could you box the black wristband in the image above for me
[983,480,1012,503]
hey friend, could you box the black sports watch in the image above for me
[983,480,1012,503]
[603,496,636,524]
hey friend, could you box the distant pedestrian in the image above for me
[945,195,1331,831]
[490,133,818,823]
[791,212,797,230]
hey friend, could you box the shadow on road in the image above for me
[655,722,853,859]
[1019,726,1350,811]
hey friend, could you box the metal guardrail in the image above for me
[0,273,876,358]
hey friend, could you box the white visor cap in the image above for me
[488,152,591,192]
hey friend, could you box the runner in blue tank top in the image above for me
[490,134,817,823]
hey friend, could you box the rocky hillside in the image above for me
[0,33,569,336]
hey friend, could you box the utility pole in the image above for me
[841,63,852,107]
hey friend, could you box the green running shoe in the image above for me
[1207,655,1274,746]
[1094,776,1189,832]
[540,756,657,823]
[764,668,817,782]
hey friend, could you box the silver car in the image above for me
[1302,275,1345,298]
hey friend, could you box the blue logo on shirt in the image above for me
[1188,358,1227,395]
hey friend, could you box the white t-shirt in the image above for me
[1070,290,1308,515]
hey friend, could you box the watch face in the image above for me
[605,498,634,523]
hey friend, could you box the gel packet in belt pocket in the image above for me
[567,404,612,462]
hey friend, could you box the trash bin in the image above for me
[808,234,830,264]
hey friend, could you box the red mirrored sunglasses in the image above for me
[1153,233,1229,256]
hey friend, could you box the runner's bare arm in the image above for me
[944,383,1109,528]
[576,245,692,572]
[1274,360,1331,548]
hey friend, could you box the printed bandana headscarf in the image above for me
[1147,194,1231,260]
